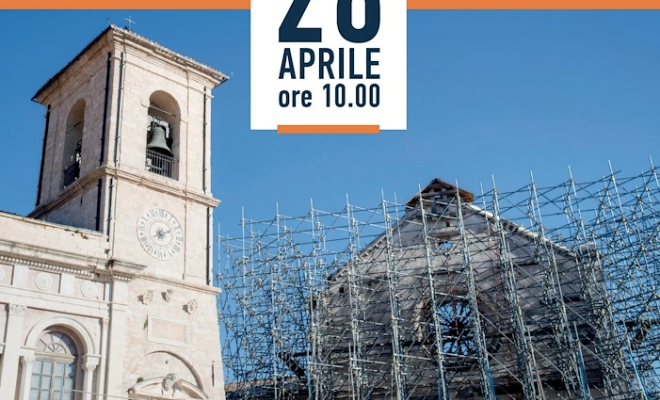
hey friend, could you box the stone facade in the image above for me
[0,26,228,400]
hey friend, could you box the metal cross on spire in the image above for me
[125,16,136,31]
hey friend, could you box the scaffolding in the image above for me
[218,162,660,400]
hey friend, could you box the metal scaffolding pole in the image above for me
[491,183,539,400]
[382,195,409,400]
[418,189,449,400]
[456,187,497,400]
[526,175,581,397]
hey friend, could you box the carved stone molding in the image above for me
[0,255,94,280]
[82,355,100,372]
[10,304,26,316]
[162,373,177,392]
[83,361,98,372]
[0,265,5,282]
[20,355,35,367]
[81,281,98,298]
[35,272,53,291]
[141,290,154,305]
[163,289,174,302]
[185,300,198,315]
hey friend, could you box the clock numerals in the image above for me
[137,208,184,260]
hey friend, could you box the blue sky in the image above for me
[1,10,660,240]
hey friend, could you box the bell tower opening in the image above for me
[146,91,180,180]
[62,99,85,189]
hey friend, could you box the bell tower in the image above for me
[29,26,229,399]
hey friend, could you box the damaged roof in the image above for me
[405,178,474,207]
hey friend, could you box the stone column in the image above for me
[104,280,129,399]
[18,352,35,400]
[95,317,109,399]
[0,304,27,400]
[82,355,100,400]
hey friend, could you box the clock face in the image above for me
[137,208,184,260]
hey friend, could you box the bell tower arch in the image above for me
[62,98,85,189]
[145,91,181,180]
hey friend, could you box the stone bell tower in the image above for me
[29,25,229,399]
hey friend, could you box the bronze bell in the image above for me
[147,124,173,156]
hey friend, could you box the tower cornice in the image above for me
[33,25,228,105]
[29,166,220,221]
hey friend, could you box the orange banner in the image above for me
[6,0,660,9]
[3,0,249,9]
[408,0,660,8]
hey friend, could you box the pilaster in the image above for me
[18,351,35,400]
[0,304,27,400]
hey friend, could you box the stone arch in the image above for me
[25,316,96,356]
[149,90,181,120]
[22,316,99,400]
[129,376,209,400]
[145,91,182,180]
[62,98,85,188]
[131,350,203,389]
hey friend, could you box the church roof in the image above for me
[405,178,474,207]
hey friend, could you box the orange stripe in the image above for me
[6,0,659,11]
[407,0,660,8]
[278,125,380,134]
[6,0,660,10]
[4,0,249,9]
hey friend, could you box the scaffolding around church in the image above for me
[218,161,660,400]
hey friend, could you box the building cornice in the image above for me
[137,273,222,295]
[111,27,228,85]
[114,167,221,208]
[106,258,148,282]
[29,166,219,220]
[0,240,102,279]
[33,25,228,104]
[0,239,147,283]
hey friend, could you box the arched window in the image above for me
[62,100,85,189]
[145,91,180,180]
[30,331,79,400]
